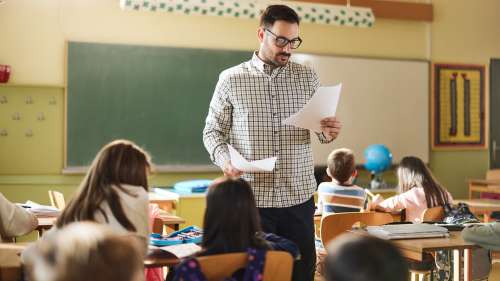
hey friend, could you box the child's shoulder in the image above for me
[319,182,365,195]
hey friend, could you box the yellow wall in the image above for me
[429,0,500,197]
[0,0,499,201]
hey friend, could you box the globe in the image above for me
[363,144,393,174]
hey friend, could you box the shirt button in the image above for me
[274,131,279,135]
[274,150,279,154]
[273,113,277,117]
[271,94,276,98]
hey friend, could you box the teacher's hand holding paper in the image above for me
[283,84,342,140]
[227,145,277,173]
[320,116,342,141]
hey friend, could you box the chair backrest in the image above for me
[196,251,293,281]
[48,190,66,210]
[486,169,500,180]
[422,206,445,222]
[320,212,393,246]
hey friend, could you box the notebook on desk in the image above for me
[367,224,449,240]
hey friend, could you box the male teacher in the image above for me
[203,5,341,281]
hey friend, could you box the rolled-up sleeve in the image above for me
[203,72,233,168]
[0,193,38,239]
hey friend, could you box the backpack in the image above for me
[434,203,489,281]
[443,203,480,224]
[173,248,266,281]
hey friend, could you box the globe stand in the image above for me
[370,172,387,189]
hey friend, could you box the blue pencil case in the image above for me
[174,180,212,193]
[149,226,203,246]
[149,233,183,246]
[167,226,203,244]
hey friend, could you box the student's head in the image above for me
[29,222,143,281]
[326,148,357,185]
[324,233,408,281]
[397,156,449,207]
[57,139,152,230]
[202,177,267,254]
[258,5,301,67]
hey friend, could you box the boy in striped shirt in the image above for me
[317,148,367,217]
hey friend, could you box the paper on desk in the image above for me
[151,243,202,259]
[19,200,61,216]
[282,84,342,132]
[228,144,277,172]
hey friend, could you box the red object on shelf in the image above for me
[0,65,11,83]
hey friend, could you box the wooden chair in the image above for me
[194,251,293,281]
[320,212,393,245]
[48,190,66,210]
[152,217,163,234]
[422,206,445,222]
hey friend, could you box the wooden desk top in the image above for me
[454,199,500,208]
[392,231,476,252]
[144,248,180,268]
[36,216,57,230]
[158,214,185,225]
[350,230,477,261]
[35,215,185,231]
[468,179,500,186]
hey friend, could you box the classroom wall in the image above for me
[429,0,500,198]
[0,0,499,201]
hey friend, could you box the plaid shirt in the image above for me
[203,52,333,208]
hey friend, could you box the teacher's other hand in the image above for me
[223,161,243,178]
[320,116,342,140]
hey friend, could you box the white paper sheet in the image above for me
[150,243,202,258]
[17,200,61,216]
[228,144,277,172]
[282,84,342,132]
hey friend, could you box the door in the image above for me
[490,59,500,168]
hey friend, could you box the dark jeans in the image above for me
[258,197,316,281]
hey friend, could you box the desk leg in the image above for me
[453,249,461,281]
[464,249,472,281]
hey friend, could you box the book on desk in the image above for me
[367,224,449,240]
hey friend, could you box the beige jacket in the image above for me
[0,192,38,241]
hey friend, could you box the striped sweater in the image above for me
[317,182,367,216]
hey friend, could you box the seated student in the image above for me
[24,139,151,263]
[27,222,144,281]
[462,222,500,251]
[370,156,453,222]
[172,177,298,281]
[0,192,38,241]
[323,233,408,281]
[317,148,367,217]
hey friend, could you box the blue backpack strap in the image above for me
[173,257,207,281]
[241,248,267,281]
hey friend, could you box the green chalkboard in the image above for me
[67,41,250,169]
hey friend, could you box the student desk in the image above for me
[454,199,500,222]
[144,249,180,268]
[468,179,500,199]
[34,214,185,233]
[149,192,179,212]
[0,242,181,280]
[351,230,477,281]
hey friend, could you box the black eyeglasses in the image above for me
[265,29,302,49]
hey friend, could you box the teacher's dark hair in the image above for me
[260,5,300,28]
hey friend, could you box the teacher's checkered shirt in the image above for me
[203,52,333,208]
